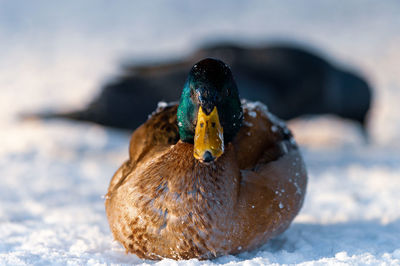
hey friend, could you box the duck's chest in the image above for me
[130,157,239,230]
[124,144,241,258]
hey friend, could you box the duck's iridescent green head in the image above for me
[177,58,243,163]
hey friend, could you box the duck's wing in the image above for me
[235,100,307,191]
[107,103,179,194]
[231,101,307,248]
[233,100,294,169]
[128,103,179,162]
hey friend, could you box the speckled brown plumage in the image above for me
[105,101,307,260]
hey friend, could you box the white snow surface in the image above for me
[1,1,400,265]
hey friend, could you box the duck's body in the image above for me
[105,101,306,259]
[105,59,307,260]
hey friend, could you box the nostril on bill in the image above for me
[202,151,214,162]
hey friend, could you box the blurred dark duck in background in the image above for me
[31,42,372,133]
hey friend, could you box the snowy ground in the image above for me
[1,1,400,265]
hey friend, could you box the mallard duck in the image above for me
[105,58,307,260]
[32,43,371,134]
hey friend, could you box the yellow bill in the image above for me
[194,106,224,162]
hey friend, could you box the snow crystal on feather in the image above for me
[242,99,288,132]
[148,101,178,119]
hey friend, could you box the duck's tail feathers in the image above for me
[19,110,86,122]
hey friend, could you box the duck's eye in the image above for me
[200,122,204,128]
[211,122,216,128]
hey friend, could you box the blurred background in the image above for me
[1,1,399,264]
[1,0,399,146]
